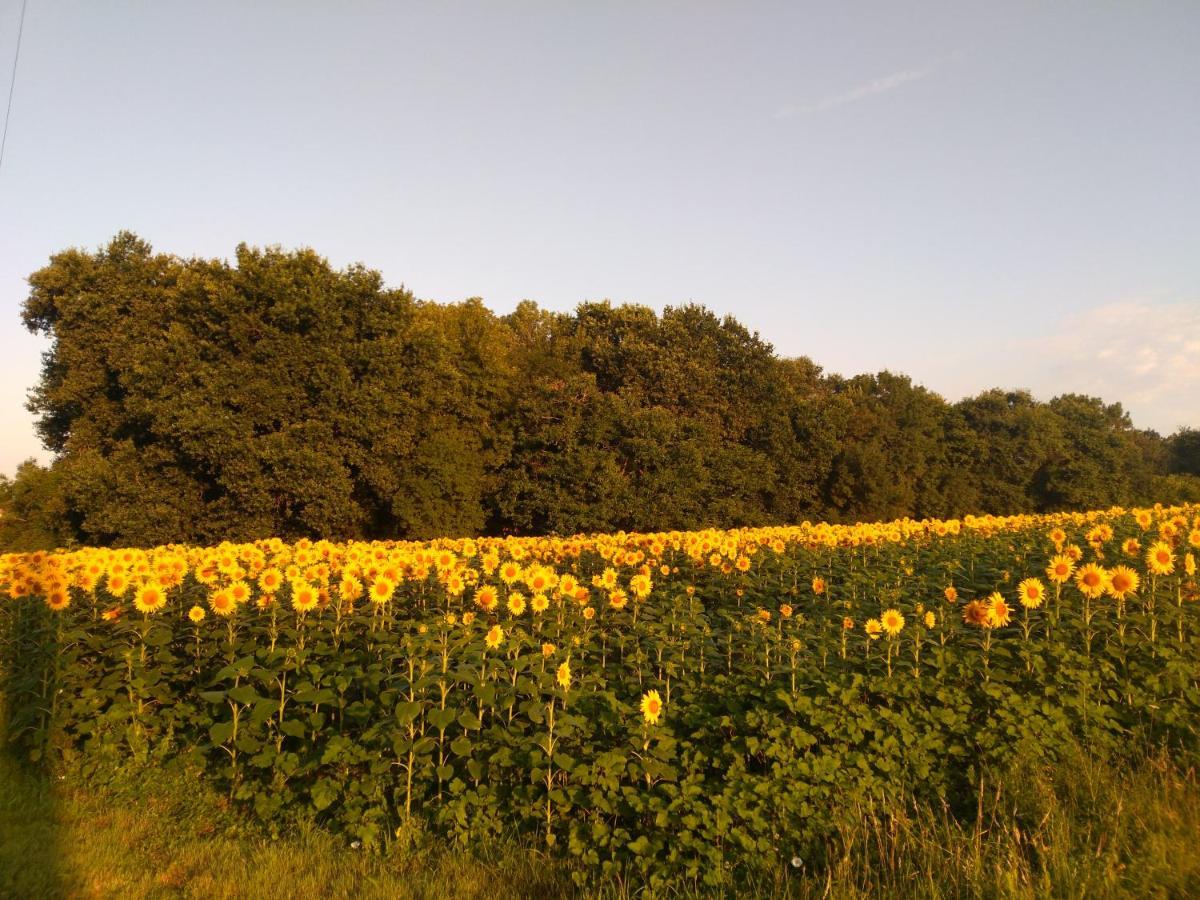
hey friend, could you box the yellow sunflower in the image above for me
[133,582,167,615]
[485,624,504,650]
[1016,578,1045,609]
[1107,565,1140,600]
[1046,555,1076,584]
[474,584,499,612]
[1074,563,1108,599]
[640,689,663,726]
[985,592,1012,628]
[880,608,904,637]
[1146,542,1175,576]
[291,581,319,614]
[370,576,396,605]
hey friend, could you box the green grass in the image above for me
[3,744,1199,898]
[0,751,570,899]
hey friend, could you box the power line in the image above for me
[0,0,29,178]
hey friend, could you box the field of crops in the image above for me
[2,505,1199,890]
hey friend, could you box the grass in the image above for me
[3,742,1200,898]
[0,750,570,899]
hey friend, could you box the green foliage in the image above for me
[0,460,71,551]
[4,508,1200,891]
[16,232,1200,547]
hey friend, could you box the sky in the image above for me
[0,1,1197,476]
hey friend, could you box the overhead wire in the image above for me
[0,0,30,178]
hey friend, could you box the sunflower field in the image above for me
[2,504,1199,888]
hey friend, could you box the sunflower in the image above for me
[944,586,958,603]
[291,581,319,614]
[541,642,555,657]
[629,573,653,599]
[1016,578,1045,609]
[228,580,251,605]
[485,624,504,650]
[985,592,1012,628]
[556,660,572,690]
[582,606,596,620]
[842,616,854,630]
[1107,565,1140,600]
[1074,563,1108,599]
[864,618,883,640]
[339,575,363,604]
[881,608,904,637]
[45,587,71,611]
[531,592,549,614]
[609,589,628,610]
[1048,527,1067,547]
[210,589,236,616]
[1135,509,1154,530]
[105,572,130,597]
[370,576,396,605]
[474,585,499,612]
[1146,542,1175,576]
[507,592,527,616]
[1046,554,1076,584]
[133,582,167,615]
[924,611,936,628]
[188,605,207,623]
[1187,553,1197,577]
[258,567,284,594]
[812,576,826,595]
[640,690,663,726]
[962,599,988,627]
[780,604,793,618]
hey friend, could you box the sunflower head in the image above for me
[880,608,904,637]
[640,689,664,726]
[1017,578,1045,609]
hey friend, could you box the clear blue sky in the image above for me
[1,1,1197,476]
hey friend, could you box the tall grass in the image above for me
[4,740,1198,898]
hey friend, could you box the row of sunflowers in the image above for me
[2,504,1198,888]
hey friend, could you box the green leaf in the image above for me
[311,779,339,811]
[457,711,482,731]
[395,701,422,725]
[227,685,262,705]
[428,708,457,732]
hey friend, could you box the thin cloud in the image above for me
[1025,301,1200,425]
[775,53,958,118]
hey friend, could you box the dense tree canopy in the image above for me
[6,232,1198,549]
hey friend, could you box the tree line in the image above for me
[2,232,1197,551]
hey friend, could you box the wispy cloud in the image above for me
[775,53,959,118]
[908,299,1200,435]
[1023,300,1200,428]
